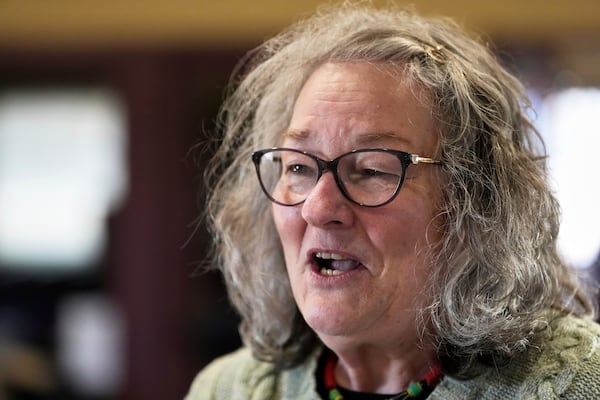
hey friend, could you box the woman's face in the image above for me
[272,62,443,347]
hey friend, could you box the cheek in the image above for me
[370,204,439,257]
[272,206,304,256]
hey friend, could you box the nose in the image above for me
[301,171,354,227]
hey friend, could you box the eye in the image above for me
[290,164,306,173]
[361,168,389,177]
[286,162,315,176]
[350,166,400,181]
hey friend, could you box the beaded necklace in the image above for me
[323,352,443,400]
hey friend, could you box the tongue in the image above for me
[330,259,361,272]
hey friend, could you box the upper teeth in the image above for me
[315,252,345,260]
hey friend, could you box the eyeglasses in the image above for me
[251,148,442,207]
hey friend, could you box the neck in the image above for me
[325,341,438,393]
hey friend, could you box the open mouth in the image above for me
[314,252,362,276]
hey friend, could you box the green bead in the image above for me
[407,382,423,397]
[329,388,343,400]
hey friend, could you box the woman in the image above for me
[187,3,600,399]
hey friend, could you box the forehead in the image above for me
[284,62,438,154]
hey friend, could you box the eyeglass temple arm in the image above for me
[410,154,443,165]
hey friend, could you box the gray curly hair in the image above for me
[204,2,595,377]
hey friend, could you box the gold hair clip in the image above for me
[424,44,446,63]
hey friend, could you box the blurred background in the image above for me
[0,1,599,399]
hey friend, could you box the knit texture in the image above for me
[186,312,600,399]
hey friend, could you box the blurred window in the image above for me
[0,88,127,273]
[536,87,600,269]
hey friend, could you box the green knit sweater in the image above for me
[186,313,600,399]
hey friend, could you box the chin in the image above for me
[301,302,367,339]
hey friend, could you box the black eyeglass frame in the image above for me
[251,147,442,208]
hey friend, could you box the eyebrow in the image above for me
[282,129,309,140]
[282,129,413,148]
